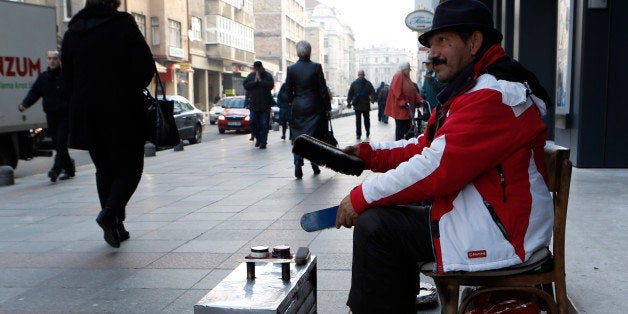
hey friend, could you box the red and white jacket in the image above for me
[350,46,553,273]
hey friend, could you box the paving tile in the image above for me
[113,269,209,289]
[147,253,230,269]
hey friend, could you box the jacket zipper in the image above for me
[483,200,509,240]
[496,163,507,202]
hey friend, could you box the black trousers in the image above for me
[47,113,73,174]
[88,141,144,222]
[347,206,435,314]
[395,119,411,141]
[355,110,370,137]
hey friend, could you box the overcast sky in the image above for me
[319,0,421,51]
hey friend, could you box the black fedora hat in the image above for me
[418,0,503,48]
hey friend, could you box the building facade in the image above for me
[308,3,356,97]
[357,47,419,89]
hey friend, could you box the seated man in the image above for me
[335,1,555,313]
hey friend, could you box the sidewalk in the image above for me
[0,112,625,313]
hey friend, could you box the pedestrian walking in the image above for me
[276,83,291,140]
[18,50,75,182]
[285,40,331,179]
[376,82,389,124]
[61,0,156,248]
[384,62,425,140]
[347,70,376,140]
[243,61,274,149]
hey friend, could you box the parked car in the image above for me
[216,96,251,134]
[208,104,224,125]
[158,95,205,144]
[331,96,347,115]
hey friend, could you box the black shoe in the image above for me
[249,135,254,141]
[312,164,321,175]
[259,144,267,149]
[255,140,260,147]
[118,222,130,242]
[281,134,286,140]
[59,172,75,180]
[366,131,370,138]
[48,170,59,182]
[96,210,120,248]
[356,136,361,141]
[295,165,303,179]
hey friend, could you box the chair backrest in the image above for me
[543,142,572,276]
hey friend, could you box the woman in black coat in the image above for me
[61,0,156,248]
[284,40,331,179]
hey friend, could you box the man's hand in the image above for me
[342,144,360,157]
[336,195,358,228]
[254,72,261,82]
[18,104,26,112]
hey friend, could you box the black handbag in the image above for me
[144,72,180,147]
[321,119,338,147]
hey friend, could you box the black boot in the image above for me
[96,209,120,248]
[312,164,321,175]
[295,165,303,179]
[48,169,59,182]
[118,222,130,242]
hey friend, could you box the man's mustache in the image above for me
[430,58,446,66]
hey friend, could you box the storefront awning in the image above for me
[155,61,167,73]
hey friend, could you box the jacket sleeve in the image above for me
[349,89,533,214]
[347,82,354,101]
[317,64,331,110]
[242,73,254,91]
[21,75,44,108]
[260,72,274,90]
[61,31,73,103]
[284,69,294,102]
[124,14,155,89]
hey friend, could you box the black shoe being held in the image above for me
[96,210,120,248]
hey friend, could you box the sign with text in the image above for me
[405,10,434,32]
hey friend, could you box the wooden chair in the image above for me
[421,143,572,314]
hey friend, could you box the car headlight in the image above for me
[244,116,250,121]
[218,115,226,121]
[209,109,216,114]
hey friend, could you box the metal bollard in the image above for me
[0,166,15,186]
[173,141,184,151]
[144,142,156,157]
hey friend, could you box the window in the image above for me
[63,0,72,20]
[204,15,254,52]
[151,17,160,46]
[133,13,146,37]
[168,19,181,48]
[191,17,202,42]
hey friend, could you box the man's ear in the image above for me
[470,31,484,55]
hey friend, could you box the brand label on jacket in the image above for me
[467,250,487,259]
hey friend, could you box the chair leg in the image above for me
[554,278,569,314]
[432,279,459,314]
